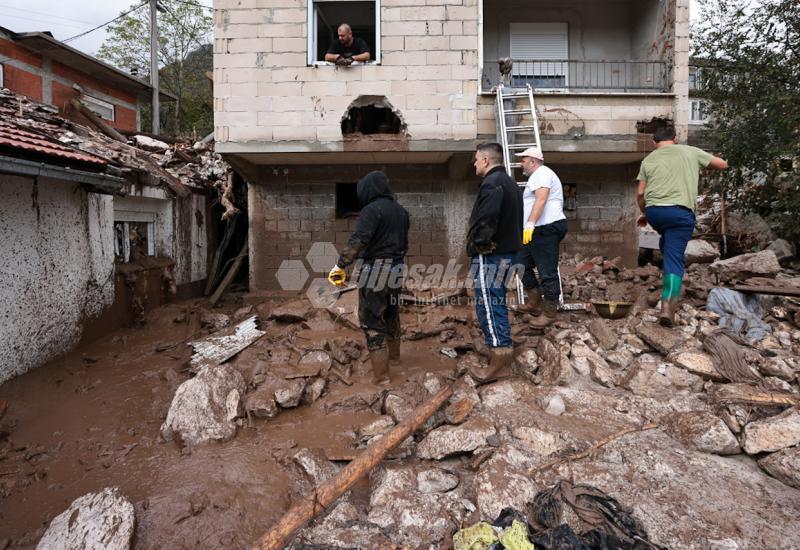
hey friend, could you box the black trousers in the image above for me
[516,219,567,302]
[357,260,404,351]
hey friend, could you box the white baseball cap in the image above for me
[514,147,544,161]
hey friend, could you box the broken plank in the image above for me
[708,383,800,407]
[209,240,248,307]
[70,98,126,143]
[730,285,800,298]
[189,315,265,373]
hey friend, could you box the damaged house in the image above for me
[0,90,226,383]
[213,0,688,289]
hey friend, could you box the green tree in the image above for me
[693,0,800,244]
[97,0,212,136]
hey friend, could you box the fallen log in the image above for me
[253,384,455,550]
[708,383,800,407]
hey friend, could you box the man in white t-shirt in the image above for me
[514,146,568,327]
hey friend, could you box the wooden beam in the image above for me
[70,98,126,143]
[731,285,800,298]
[253,384,455,550]
[209,240,248,307]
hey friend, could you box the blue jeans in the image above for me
[645,205,695,279]
[470,253,515,348]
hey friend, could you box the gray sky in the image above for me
[0,0,212,55]
[1,0,698,58]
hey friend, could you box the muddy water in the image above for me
[0,298,459,548]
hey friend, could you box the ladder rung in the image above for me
[516,182,527,187]
[501,92,531,98]
[503,109,533,114]
[507,143,539,149]
[506,125,537,132]
[509,162,521,168]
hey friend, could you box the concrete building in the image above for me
[0,26,175,132]
[212,0,689,290]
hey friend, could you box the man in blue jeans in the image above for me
[637,126,728,326]
[466,143,523,382]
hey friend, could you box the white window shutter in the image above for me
[510,23,568,77]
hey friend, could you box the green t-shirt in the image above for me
[636,144,713,212]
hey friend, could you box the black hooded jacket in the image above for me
[466,165,523,257]
[336,171,410,267]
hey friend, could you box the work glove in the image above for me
[335,56,349,66]
[328,265,346,286]
[522,223,535,245]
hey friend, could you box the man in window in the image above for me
[324,24,371,65]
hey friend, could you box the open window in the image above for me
[114,213,156,262]
[510,23,568,89]
[335,182,361,218]
[689,100,707,125]
[308,0,380,65]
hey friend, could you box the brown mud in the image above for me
[0,295,458,548]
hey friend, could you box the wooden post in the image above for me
[253,384,455,550]
[70,98,126,143]
[209,240,248,307]
[720,190,728,257]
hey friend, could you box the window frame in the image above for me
[0,64,4,88]
[307,0,381,66]
[83,94,115,122]
[114,211,156,262]
[689,99,707,125]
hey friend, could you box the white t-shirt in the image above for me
[523,164,566,227]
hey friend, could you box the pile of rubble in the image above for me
[0,89,237,217]
[34,245,800,548]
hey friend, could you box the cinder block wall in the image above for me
[248,164,456,290]
[213,0,479,144]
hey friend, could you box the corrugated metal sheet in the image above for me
[0,123,107,166]
[189,315,266,373]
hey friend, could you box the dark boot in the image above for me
[659,299,677,327]
[529,298,558,328]
[469,347,515,383]
[387,338,400,366]
[517,290,542,315]
[369,348,391,385]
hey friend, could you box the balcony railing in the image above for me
[483,60,671,93]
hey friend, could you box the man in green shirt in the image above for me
[636,126,728,326]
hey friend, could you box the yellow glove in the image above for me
[522,223,535,245]
[328,265,346,286]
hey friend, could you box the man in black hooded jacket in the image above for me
[328,171,410,385]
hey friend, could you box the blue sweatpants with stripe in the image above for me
[645,205,696,279]
[470,253,514,348]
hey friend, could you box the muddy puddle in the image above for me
[0,295,458,548]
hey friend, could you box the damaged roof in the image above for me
[0,89,230,199]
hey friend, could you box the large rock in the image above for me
[511,425,565,455]
[742,408,800,454]
[570,341,618,387]
[685,239,720,265]
[621,360,704,399]
[37,487,135,550]
[710,250,782,282]
[161,364,246,445]
[244,388,278,419]
[368,464,467,547]
[535,428,800,548]
[758,446,800,489]
[661,411,740,455]
[275,379,306,408]
[588,318,618,350]
[668,350,725,381]
[766,239,796,264]
[636,322,687,355]
[475,444,542,520]
[537,338,572,386]
[416,418,496,460]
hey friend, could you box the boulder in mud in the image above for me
[685,239,720,265]
[416,418,496,460]
[635,322,687,355]
[244,388,278,419]
[661,411,740,455]
[37,487,135,550]
[710,250,781,282]
[274,379,307,408]
[758,446,800,489]
[742,408,800,455]
[588,318,618,350]
[668,350,725,381]
[161,364,246,445]
[416,468,460,493]
[621,360,703,399]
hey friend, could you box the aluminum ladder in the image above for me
[495,83,542,188]
[497,84,586,312]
